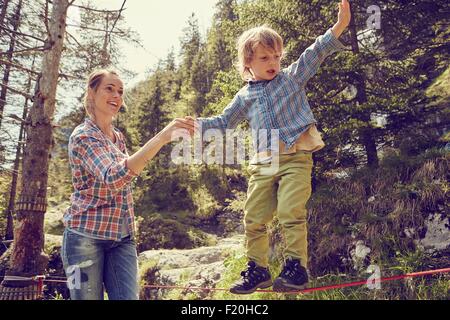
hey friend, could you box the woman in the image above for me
[61,69,196,300]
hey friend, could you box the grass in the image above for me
[207,249,449,300]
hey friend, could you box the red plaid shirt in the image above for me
[64,118,138,240]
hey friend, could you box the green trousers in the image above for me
[244,151,313,268]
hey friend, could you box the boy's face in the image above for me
[247,44,282,81]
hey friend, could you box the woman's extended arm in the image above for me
[125,117,196,175]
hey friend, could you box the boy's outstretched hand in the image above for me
[332,0,351,38]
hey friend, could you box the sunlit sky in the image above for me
[68,0,218,84]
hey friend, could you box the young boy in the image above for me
[195,0,351,293]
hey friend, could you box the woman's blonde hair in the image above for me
[236,25,284,80]
[83,69,127,117]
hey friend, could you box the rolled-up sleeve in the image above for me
[71,136,137,193]
[285,28,346,86]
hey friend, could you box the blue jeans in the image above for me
[61,228,139,300]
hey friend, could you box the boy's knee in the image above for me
[244,217,271,232]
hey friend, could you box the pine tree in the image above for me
[136,68,169,143]
[179,13,201,86]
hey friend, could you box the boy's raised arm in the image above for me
[284,0,350,85]
[331,0,351,39]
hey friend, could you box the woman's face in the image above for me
[89,73,124,119]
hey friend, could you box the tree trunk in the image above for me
[3,0,69,284]
[3,57,34,241]
[0,0,21,129]
[348,2,379,168]
[0,0,10,33]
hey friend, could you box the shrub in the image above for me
[136,213,213,252]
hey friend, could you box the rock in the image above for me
[416,214,450,252]
[355,241,371,258]
[44,202,69,236]
[350,240,371,270]
[138,234,244,294]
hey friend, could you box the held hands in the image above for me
[160,116,198,144]
[332,0,351,38]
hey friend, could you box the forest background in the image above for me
[0,0,448,300]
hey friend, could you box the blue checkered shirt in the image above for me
[198,28,345,153]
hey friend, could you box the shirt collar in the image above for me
[84,117,115,137]
[247,79,268,86]
[84,117,121,147]
[247,73,280,86]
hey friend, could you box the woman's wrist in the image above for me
[145,134,165,157]
[331,22,347,39]
[156,130,170,146]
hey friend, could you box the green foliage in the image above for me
[0,172,10,239]
[427,66,450,102]
[47,152,72,206]
[211,163,449,299]
[224,191,246,214]
[133,69,171,142]
[40,0,449,300]
[51,0,449,228]
[310,148,448,274]
[188,185,220,218]
[134,163,194,213]
[139,259,162,300]
[136,213,214,252]
[203,70,243,116]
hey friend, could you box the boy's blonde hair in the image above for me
[236,25,284,80]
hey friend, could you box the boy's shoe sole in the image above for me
[272,277,308,292]
[229,279,273,295]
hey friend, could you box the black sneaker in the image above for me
[273,257,309,292]
[229,261,272,294]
